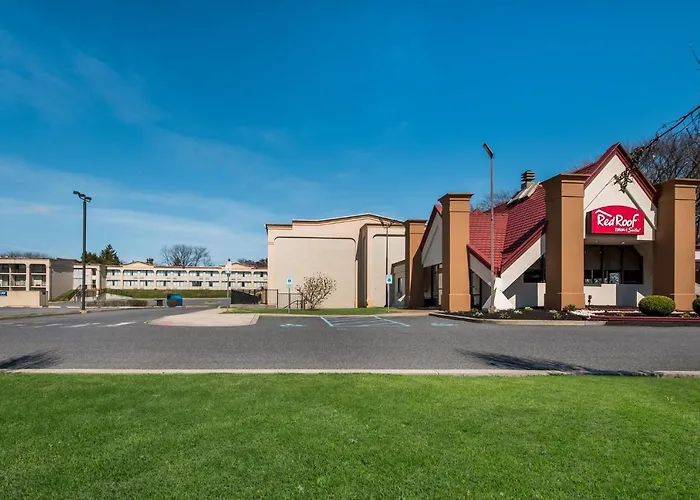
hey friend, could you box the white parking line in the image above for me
[377,316,410,327]
[99,322,137,328]
[64,323,102,328]
[34,323,65,328]
[321,316,410,328]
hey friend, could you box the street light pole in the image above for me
[482,144,495,313]
[73,191,92,313]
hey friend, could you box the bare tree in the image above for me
[160,244,212,267]
[1,250,51,258]
[296,273,337,309]
[473,190,517,212]
[237,257,268,268]
[630,125,700,242]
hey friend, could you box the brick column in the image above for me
[404,219,427,308]
[439,193,472,311]
[653,179,700,311]
[543,174,587,310]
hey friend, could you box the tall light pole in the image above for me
[482,144,495,313]
[73,191,92,312]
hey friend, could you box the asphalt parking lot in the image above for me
[2,309,700,372]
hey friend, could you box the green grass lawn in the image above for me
[1,375,699,499]
[226,307,402,315]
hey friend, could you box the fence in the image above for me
[230,288,305,309]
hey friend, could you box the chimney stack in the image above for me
[521,170,536,190]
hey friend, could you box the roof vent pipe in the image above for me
[521,170,535,190]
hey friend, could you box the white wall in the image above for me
[504,278,545,308]
[391,262,406,307]
[583,155,657,242]
[500,236,545,289]
[421,215,442,267]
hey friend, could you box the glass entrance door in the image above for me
[470,271,482,310]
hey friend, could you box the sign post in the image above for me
[385,274,393,313]
[225,259,232,302]
[286,276,293,313]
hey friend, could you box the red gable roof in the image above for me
[419,143,658,275]
[468,186,546,273]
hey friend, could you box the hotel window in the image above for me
[523,257,545,283]
[584,246,643,285]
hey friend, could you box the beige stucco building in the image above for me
[266,214,405,308]
[74,261,268,291]
[403,144,700,311]
[0,257,75,306]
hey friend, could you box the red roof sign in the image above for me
[589,205,644,235]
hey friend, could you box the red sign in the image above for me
[589,205,644,235]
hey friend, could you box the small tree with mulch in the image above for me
[297,273,337,309]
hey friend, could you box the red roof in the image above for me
[419,144,657,274]
[467,186,546,273]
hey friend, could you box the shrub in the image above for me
[297,273,337,309]
[638,295,676,317]
[499,312,511,320]
[564,304,577,312]
[90,299,148,308]
[551,311,562,320]
[693,297,700,316]
[523,306,533,311]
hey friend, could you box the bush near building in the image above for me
[638,296,676,317]
[693,297,700,315]
[104,288,229,299]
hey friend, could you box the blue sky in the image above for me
[1,0,698,263]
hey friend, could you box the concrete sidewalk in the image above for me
[149,308,259,327]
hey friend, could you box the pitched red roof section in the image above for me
[461,144,652,274]
[417,144,659,274]
[467,186,546,274]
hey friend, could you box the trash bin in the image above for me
[166,293,183,307]
[156,299,164,307]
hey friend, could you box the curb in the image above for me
[223,312,430,318]
[429,312,606,326]
[0,310,82,321]
[3,368,700,377]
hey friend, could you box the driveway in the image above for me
[0,312,699,372]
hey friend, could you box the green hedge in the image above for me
[638,295,676,317]
[104,288,229,299]
[91,299,148,308]
[693,297,700,316]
